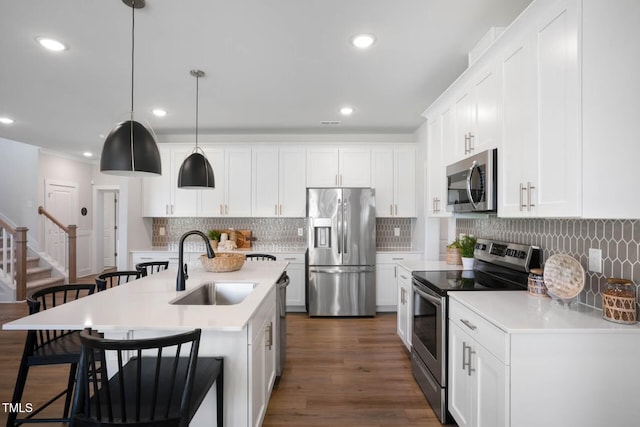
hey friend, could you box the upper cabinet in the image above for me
[252,147,306,217]
[425,113,451,217]
[307,146,371,188]
[143,144,251,217]
[450,64,501,163]
[371,146,416,217]
[424,0,640,219]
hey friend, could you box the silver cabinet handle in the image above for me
[390,204,394,216]
[462,341,470,372]
[225,204,228,215]
[265,322,273,350]
[275,204,278,215]
[519,183,527,211]
[220,204,223,215]
[279,204,283,215]
[335,175,338,186]
[464,133,470,154]
[527,182,536,211]
[468,133,475,154]
[460,319,477,331]
[400,274,408,280]
[468,348,476,375]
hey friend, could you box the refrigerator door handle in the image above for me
[343,200,348,254]
[337,198,342,254]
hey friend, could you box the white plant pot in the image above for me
[461,257,475,270]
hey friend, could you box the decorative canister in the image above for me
[528,268,547,297]
[602,278,636,324]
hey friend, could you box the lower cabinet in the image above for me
[278,253,305,312]
[130,251,181,270]
[249,288,276,427]
[376,253,421,313]
[448,319,507,427]
[396,265,413,351]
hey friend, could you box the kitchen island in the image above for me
[3,260,289,427]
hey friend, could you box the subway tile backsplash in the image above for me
[456,218,640,311]
[152,217,413,252]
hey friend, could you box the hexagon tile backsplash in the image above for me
[456,218,640,311]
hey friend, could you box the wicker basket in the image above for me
[446,247,462,265]
[199,252,246,272]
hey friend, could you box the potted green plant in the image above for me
[458,235,477,269]
[207,229,221,249]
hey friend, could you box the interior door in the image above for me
[103,191,117,268]
[45,181,78,269]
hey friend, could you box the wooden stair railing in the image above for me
[38,206,77,285]
[0,219,28,300]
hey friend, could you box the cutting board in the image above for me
[236,230,252,248]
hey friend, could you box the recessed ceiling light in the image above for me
[340,107,355,116]
[351,34,375,49]
[0,117,15,125]
[36,37,67,52]
[152,109,167,117]
[83,152,93,158]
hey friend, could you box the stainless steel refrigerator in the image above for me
[306,188,376,316]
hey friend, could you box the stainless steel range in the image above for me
[410,238,541,424]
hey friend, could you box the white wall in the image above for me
[0,138,40,245]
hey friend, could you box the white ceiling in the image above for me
[0,0,532,159]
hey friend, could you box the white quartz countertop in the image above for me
[3,261,288,333]
[450,291,640,334]
[397,260,465,272]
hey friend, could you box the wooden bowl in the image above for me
[199,252,246,272]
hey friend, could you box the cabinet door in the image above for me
[449,323,474,427]
[171,147,199,216]
[339,147,371,187]
[198,147,225,216]
[250,326,266,427]
[454,91,474,160]
[371,147,395,217]
[306,148,339,187]
[375,263,397,310]
[535,0,580,217]
[500,36,538,217]
[426,116,449,217]
[394,148,415,217]
[474,66,501,154]
[279,147,307,217]
[396,278,408,349]
[475,344,508,427]
[225,148,252,217]
[281,256,305,309]
[142,147,171,217]
[252,148,280,217]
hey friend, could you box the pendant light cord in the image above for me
[130,2,135,120]
[195,72,199,148]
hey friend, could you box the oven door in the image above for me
[411,278,446,386]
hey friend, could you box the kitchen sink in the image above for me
[170,282,257,306]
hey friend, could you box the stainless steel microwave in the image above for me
[446,149,497,213]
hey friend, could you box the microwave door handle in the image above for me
[466,161,479,210]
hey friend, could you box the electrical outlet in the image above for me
[588,248,602,273]
[159,226,165,236]
[297,228,304,237]
[394,227,400,237]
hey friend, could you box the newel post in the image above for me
[15,227,28,301]
[68,225,77,284]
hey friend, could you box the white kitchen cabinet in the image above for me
[375,253,420,314]
[499,0,580,218]
[425,114,451,217]
[371,146,416,217]
[130,251,180,270]
[396,264,413,351]
[199,147,252,217]
[142,146,198,217]
[249,288,276,427]
[252,147,306,217]
[278,252,305,311]
[448,308,507,427]
[306,146,371,188]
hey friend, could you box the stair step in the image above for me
[26,276,65,294]
[26,266,53,281]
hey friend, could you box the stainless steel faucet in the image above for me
[176,230,215,291]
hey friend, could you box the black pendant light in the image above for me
[100,0,161,176]
[177,70,215,189]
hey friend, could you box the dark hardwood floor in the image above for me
[0,281,439,426]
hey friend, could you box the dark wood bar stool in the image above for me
[135,260,169,277]
[7,283,96,427]
[72,328,224,427]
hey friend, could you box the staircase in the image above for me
[0,247,64,301]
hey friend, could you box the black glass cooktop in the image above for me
[412,267,527,297]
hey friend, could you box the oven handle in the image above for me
[466,160,480,210]
[413,284,442,306]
